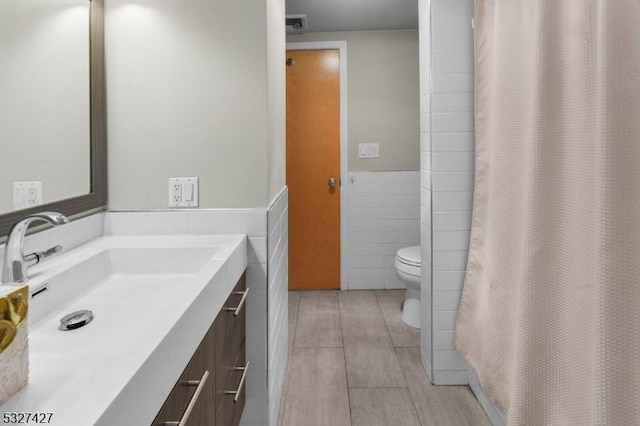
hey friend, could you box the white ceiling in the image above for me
[285,0,419,33]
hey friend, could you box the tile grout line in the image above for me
[294,345,344,349]
[396,346,427,426]
[338,291,354,426]
[377,292,397,349]
[291,292,301,351]
[376,291,425,426]
[374,291,414,393]
[279,292,302,426]
[347,386,414,389]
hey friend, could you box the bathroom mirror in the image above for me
[0,0,106,238]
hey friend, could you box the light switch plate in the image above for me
[13,182,43,210]
[168,177,199,208]
[358,143,380,159]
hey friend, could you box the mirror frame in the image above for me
[0,0,107,238]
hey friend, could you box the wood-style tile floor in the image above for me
[278,290,490,426]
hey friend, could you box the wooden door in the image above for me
[286,49,340,290]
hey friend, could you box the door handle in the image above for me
[328,177,337,188]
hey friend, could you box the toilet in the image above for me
[395,245,421,329]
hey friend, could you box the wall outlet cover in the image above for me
[168,177,199,208]
[13,182,43,210]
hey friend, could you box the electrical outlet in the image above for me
[168,177,199,208]
[172,182,182,204]
[13,182,43,210]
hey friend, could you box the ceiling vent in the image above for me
[286,15,307,34]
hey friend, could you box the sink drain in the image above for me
[59,310,94,331]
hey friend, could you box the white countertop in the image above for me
[1,234,247,426]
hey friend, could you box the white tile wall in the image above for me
[431,73,474,93]
[265,188,288,426]
[431,15,474,35]
[243,232,270,425]
[431,34,474,54]
[432,152,475,172]
[431,0,474,16]
[431,94,474,112]
[432,172,475,191]
[432,191,474,210]
[427,0,475,386]
[104,210,268,237]
[346,171,421,290]
[418,0,433,382]
[432,132,475,151]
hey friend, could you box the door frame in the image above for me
[286,41,349,290]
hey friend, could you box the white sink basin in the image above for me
[1,234,247,426]
[90,246,219,274]
[29,246,219,327]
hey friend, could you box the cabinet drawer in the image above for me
[216,342,247,426]
[214,275,246,407]
[152,331,212,426]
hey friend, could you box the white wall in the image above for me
[346,171,420,290]
[266,0,286,203]
[0,0,90,213]
[106,0,283,209]
[287,30,420,172]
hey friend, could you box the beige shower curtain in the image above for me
[455,1,640,424]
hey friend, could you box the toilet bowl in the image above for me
[395,245,421,329]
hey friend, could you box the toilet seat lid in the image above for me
[396,246,421,267]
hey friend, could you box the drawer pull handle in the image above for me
[224,361,249,403]
[224,288,249,317]
[164,370,209,426]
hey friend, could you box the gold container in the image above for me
[0,285,29,405]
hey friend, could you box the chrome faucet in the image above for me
[2,212,69,285]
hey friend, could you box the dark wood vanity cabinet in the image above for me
[152,274,247,426]
[152,330,212,425]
